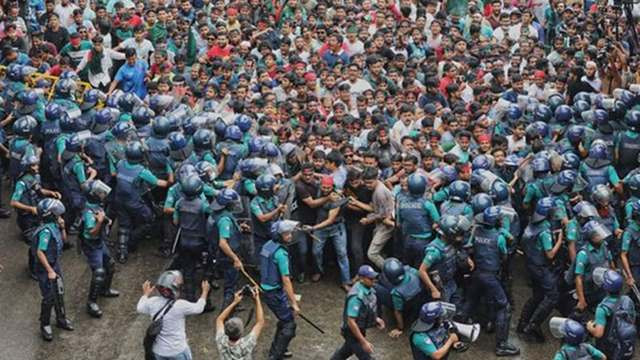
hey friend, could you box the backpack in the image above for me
[603,295,637,360]
[143,300,175,360]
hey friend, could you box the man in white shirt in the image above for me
[391,104,417,145]
[508,10,538,42]
[339,64,373,96]
[136,272,209,360]
[115,26,155,65]
[54,0,79,27]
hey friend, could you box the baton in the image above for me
[298,312,325,334]
[240,267,264,293]
[171,227,181,254]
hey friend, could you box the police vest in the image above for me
[626,224,640,266]
[209,210,241,255]
[31,223,63,266]
[177,197,207,242]
[145,137,170,175]
[115,161,144,201]
[260,240,285,288]
[342,284,378,332]
[617,132,640,176]
[410,324,449,360]
[398,195,432,238]
[84,136,108,174]
[428,241,458,283]
[17,174,41,214]
[439,200,467,217]
[219,142,245,180]
[583,163,609,190]
[596,131,615,157]
[9,138,28,179]
[394,266,423,302]
[559,343,595,360]
[522,221,551,267]
[251,196,278,238]
[80,204,108,248]
[473,226,501,273]
[62,157,83,193]
[40,120,61,142]
[105,141,126,164]
[579,247,609,292]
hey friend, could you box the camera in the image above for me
[241,284,254,297]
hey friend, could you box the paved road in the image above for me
[1,207,564,360]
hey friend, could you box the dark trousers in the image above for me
[177,241,206,301]
[82,243,112,270]
[116,198,153,247]
[347,221,368,276]
[461,271,510,344]
[35,262,62,325]
[290,230,310,277]
[330,332,373,360]
[520,263,559,327]
[218,257,239,306]
[263,288,296,360]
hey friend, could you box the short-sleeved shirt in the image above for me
[579,163,620,186]
[422,237,446,267]
[575,243,610,277]
[81,203,102,240]
[594,295,620,326]
[390,267,421,311]
[37,223,59,251]
[552,343,606,360]
[411,332,438,356]
[217,216,234,240]
[250,196,277,219]
[11,174,37,202]
[293,179,318,225]
[261,247,290,291]
[346,282,372,318]
[114,60,148,98]
[622,221,640,253]
[215,329,257,360]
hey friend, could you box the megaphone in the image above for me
[451,321,481,343]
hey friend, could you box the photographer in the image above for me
[215,286,265,360]
[136,271,210,360]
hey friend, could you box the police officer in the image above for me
[419,215,468,306]
[587,269,637,360]
[566,201,600,262]
[523,157,553,211]
[50,112,77,189]
[260,220,301,360]
[549,317,606,360]
[209,188,246,309]
[439,180,473,221]
[114,141,169,263]
[10,154,61,277]
[377,257,428,339]
[250,174,285,262]
[32,198,73,341]
[621,200,640,304]
[331,265,385,360]
[84,108,113,184]
[40,103,63,188]
[397,174,440,267]
[615,109,640,179]
[8,115,38,183]
[61,134,97,234]
[52,79,81,118]
[462,206,520,355]
[105,121,136,180]
[216,125,249,181]
[518,197,563,342]
[173,175,210,301]
[570,220,614,320]
[80,180,119,318]
[591,185,622,259]
[409,302,460,360]
[580,139,622,194]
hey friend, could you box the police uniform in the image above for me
[622,222,640,298]
[552,343,606,360]
[8,135,36,182]
[250,194,279,261]
[11,170,43,275]
[32,221,66,331]
[61,153,89,229]
[84,130,111,184]
[573,243,611,310]
[523,177,554,209]
[81,201,117,312]
[216,140,248,180]
[386,266,427,325]
[173,192,210,301]
[260,239,296,360]
[39,118,61,188]
[114,160,159,260]
[422,237,460,304]
[579,161,620,192]
[592,294,636,359]
[461,224,512,346]
[209,208,242,307]
[409,319,450,360]
[331,281,378,360]
[397,192,440,267]
[519,220,559,331]
[614,129,640,178]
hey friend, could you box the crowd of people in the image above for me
[3,0,640,359]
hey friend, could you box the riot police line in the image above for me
[4,63,640,360]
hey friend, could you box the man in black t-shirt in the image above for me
[43,14,69,52]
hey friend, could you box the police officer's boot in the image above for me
[516,298,536,334]
[117,228,130,264]
[102,261,120,297]
[495,310,520,356]
[496,342,520,357]
[87,269,104,318]
[40,300,54,341]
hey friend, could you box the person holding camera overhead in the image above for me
[136,270,210,360]
[215,285,265,360]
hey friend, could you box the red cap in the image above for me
[227,7,238,16]
[478,134,491,143]
[321,176,334,187]
[534,70,545,79]
[304,72,317,82]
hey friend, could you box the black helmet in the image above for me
[125,141,145,163]
[382,257,405,286]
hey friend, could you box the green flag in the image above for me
[186,26,197,66]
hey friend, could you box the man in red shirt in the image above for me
[207,32,233,60]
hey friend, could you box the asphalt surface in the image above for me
[1,207,564,360]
